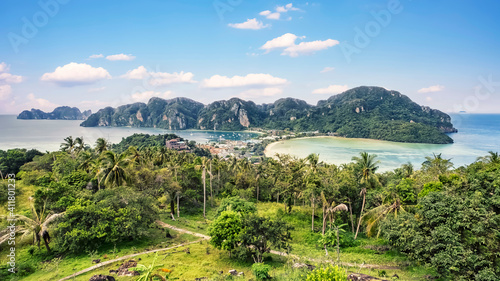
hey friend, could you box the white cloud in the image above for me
[0,62,9,73]
[26,93,59,111]
[88,54,104,59]
[260,33,298,52]
[0,72,23,84]
[40,62,111,86]
[130,90,173,103]
[228,18,270,30]
[121,66,196,85]
[0,85,12,100]
[202,73,287,89]
[312,85,349,94]
[121,65,149,79]
[320,67,335,73]
[260,3,300,20]
[261,34,338,57]
[418,85,445,93]
[276,3,300,13]
[0,62,23,101]
[240,87,283,98]
[283,39,339,57]
[106,53,136,61]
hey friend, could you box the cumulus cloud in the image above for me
[106,53,136,61]
[40,62,111,86]
[320,67,335,73]
[26,93,59,111]
[228,18,270,30]
[88,54,104,59]
[0,62,23,100]
[130,90,173,103]
[201,73,287,89]
[121,66,196,85]
[260,3,300,20]
[283,39,339,57]
[276,3,300,13]
[261,33,338,57]
[240,87,283,98]
[418,85,445,93]
[260,33,298,52]
[312,85,349,95]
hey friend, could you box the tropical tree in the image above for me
[422,153,453,175]
[95,138,110,154]
[477,151,500,164]
[352,152,379,239]
[60,136,76,153]
[0,204,64,253]
[195,156,209,218]
[100,151,130,188]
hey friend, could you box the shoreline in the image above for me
[263,135,451,158]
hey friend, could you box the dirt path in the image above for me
[59,220,399,280]
[159,221,400,270]
[58,239,206,281]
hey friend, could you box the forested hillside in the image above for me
[79,86,457,144]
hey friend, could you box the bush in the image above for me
[216,196,256,216]
[306,265,348,281]
[252,263,272,280]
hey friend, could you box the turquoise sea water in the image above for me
[0,115,257,152]
[266,114,500,171]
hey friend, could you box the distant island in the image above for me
[79,86,457,144]
[17,106,91,120]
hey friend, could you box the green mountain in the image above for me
[80,86,457,144]
[17,106,91,120]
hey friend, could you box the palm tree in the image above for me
[195,157,209,219]
[95,138,110,154]
[477,151,500,164]
[306,153,320,231]
[100,151,130,188]
[361,198,406,238]
[422,153,453,175]
[74,136,85,154]
[352,152,380,239]
[60,136,76,153]
[0,204,64,253]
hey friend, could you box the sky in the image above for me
[1,0,500,114]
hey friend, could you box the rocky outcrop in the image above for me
[18,106,91,120]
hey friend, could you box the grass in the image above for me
[1,188,436,281]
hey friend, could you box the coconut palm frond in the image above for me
[41,212,66,231]
[330,203,348,213]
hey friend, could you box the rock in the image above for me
[348,273,388,281]
[89,275,115,281]
[229,269,237,276]
[238,272,244,276]
[92,259,101,264]
[117,261,139,277]
[292,263,316,270]
[109,270,118,274]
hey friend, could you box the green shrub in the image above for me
[252,263,272,280]
[306,265,347,281]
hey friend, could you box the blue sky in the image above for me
[1,0,499,114]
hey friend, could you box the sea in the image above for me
[265,114,500,171]
[1,114,499,171]
[0,115,257,152]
